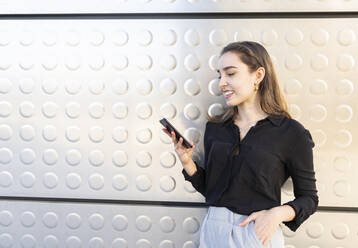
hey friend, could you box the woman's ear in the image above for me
[256,67,265,83]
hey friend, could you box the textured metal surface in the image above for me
[0,0,358,14]
[0,200,357,248]
[0,19,357,209]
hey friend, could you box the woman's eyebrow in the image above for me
[216,66,238,73]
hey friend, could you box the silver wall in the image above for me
[0,3,357,248]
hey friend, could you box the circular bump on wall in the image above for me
[0,124,12,141]
[43,235,58,248]
[88,149,105,166]
[159,103,177,120]
[42,55,58,71]
[88,102,105,119]
[65,149,82,166]
[19,102,35,118]
[65,30,80,46]
[136,151,152,168]
[88,173,105,190]
[112,102,128,119]
[112,78,129,95]
[112,215,128,231]
[161,29,177,46]
[331,223,350,239]
[43,173,58,189]
[112,126,128,143]
[66,213,82,229]
[65,126,81,142]
[285,28,304,46]
[112,174,128,191]
[160,78,177,96]
[20,211,36,227]
[334,129,352,148]
[20,125,36,141]
[66,102,81,119]
[0,233,13,247]
[136,29,153,46]
[20,234,36,248]
[88,127,105,143]
[0,148,12,164]
[335,104,353,123]
[335,79,353,96]
[42,78,58,94]
[184,29,200,46]
[65,79,82,95]
[19,78,35,94]
[285,53,303,71]
[113,30,128,46]
[89,213,105,230]
[136,215,152,232]
[160,152,176,169]
[0,78,12,93]
[310,53,328,71]
[209,29,227,46]
[159,216,176,233]
[20,148,36,165]
[336,54,355,72]
[136,78,153,96]
[136,102,152,120]
[112,55,128,71]
[160,54,177,71]
[183,103,200,120]
[66,236,82,248]
[65,55,81,71]
[184,78,200,96]
[42,148,58,166]
[308,104,327,122]
[112,150,128,167]
[306,222,324,238]
[0,171,13,187]
[42,212,59,228]
[66,173,82,189]
[0,102,12,117]
[0,210,13,226]
[333,179,351,197]
[337,29,355,46]
[184,54,201,71]
[20,172,36,188]
[160,176,176,192]
[333,156,351,172]
[260,29,278,46]
[309,79,328,95]
[183,217,200,234]
[284,79,302,95]
[311,28,329,46]
[136,128,152,144]
[136,175,152,191]
[208,78,221,96]
[42,130,56,146]
[135,54,153,70]
[42,102,58,118]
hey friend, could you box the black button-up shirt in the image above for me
[182,114,319,232]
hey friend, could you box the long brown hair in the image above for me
[206,41,291,123]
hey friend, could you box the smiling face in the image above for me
[217,51,263,106]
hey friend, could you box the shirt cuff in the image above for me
[282,201,301,232]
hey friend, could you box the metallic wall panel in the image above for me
[0,0,358,14]
[0,19,357,208]
[0,200,357,247]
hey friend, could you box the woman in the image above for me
[162,41,319,247]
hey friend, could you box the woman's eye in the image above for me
[228,73,235,76]
[218,76,221,79]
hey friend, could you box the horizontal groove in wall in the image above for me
[0,196,357,213]
[0,12,358,19]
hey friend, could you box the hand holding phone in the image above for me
[159,118,193,148]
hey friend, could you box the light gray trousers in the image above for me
[199,206,285,248]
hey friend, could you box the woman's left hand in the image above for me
[238,208,282,247]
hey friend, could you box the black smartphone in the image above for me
[159,118,193,148]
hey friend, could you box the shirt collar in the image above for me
[224,114,285,127]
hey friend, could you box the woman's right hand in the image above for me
[162,128,195,165]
